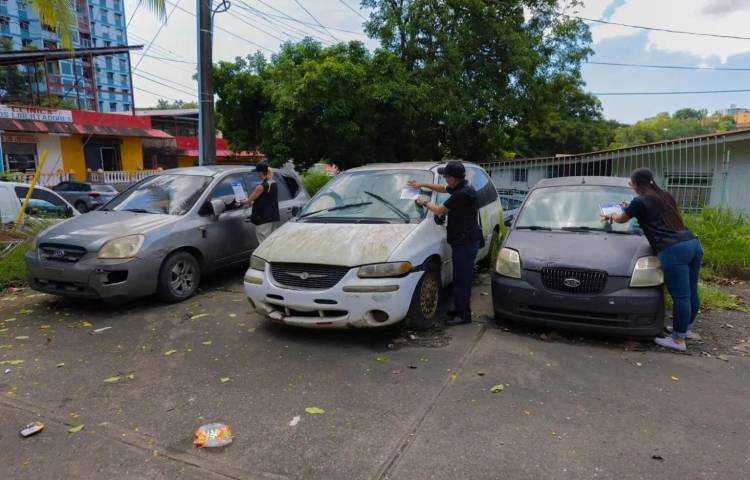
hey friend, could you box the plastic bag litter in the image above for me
[194,423,233,448]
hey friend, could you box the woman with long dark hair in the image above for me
[604,168,703,352]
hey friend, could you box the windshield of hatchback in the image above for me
[299,169,434,221]
[515,185,640,233]
[104,174,211,215]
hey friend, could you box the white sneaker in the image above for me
[654,336,687,352]
[666,326,701,340]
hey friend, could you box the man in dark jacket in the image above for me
[408,161,482,325]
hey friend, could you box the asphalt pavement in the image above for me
[1,270,748,480]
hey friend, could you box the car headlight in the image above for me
[496,247,521,279]
[358,262,412,278]
[250,255,267,271]
[630,256,664,287]
[98,235,145,259]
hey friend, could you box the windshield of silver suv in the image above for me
[515,185,640,233]
[299,169,433,222]
[103,174,212,215]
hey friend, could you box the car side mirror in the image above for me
[210,198,226,218]
[434,214,446,226]
[291,205,301,217]
[504,215,514,227]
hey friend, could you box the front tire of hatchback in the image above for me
[74,201,89,213]
[405,264,442,330]
[157,251,201,303]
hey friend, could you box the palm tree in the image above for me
[33,0,166,48]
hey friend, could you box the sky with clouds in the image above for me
[125,0,750,123]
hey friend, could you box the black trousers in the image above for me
[451,240,481,322]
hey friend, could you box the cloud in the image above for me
[700,0,750,15]
[601,0,627,19]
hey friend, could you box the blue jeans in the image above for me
[451,241,481,322]
[658,239,703,339]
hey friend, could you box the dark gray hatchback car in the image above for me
[492,176,665,336]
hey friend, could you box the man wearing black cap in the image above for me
[242,163,280,244]
[408,161,482,326]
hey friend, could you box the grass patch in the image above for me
[683,207,750,277]
[0,240,31,289]
[301,170,332,196]
[665,281,746,312]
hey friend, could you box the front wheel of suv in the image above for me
[405,264,442,331]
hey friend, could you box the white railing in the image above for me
[87,169,162,184]
[2,171,73,187]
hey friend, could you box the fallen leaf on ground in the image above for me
[449,373,458,381]
[15,336,29,340]
[104,376,122,383]
[490,384,505,393]
[82,321,92,328]
[0,359,24,365]
[220,377,230,383]
[671,376,680,382]
[717,354,729,362]
[391,369,402,375]
[39,325,50,330]
[228,313,237,318]
[164,350,177,356]
[305,407,325,415]
[103,374,135,384]
[57,363,65,368]
[289,415,301,426]
[375,355,387,362]
[68,425,85,433]
[19,309,33,315]
[202,341,212,346]
[190,313,209,320]
[523,410,531,416]
[4,318,16,322]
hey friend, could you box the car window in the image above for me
[467,167,497,207]
[52,182,68,191]
[281,174,300,198]
[516,186,640,233]
[105,174,212,215]
[210,174,249,205]
[14,187,74,218]
[272,174,292,201]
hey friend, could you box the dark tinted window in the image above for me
[281,174,300,198]
[14,187,74,218]
[272,173,291,201]
[467,167,497,207]
[52,182,68,191]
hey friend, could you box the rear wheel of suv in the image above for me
[157,251,201,303]
[74,201,88,213]
[406,263,442,331]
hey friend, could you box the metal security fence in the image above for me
[481,131,750,213]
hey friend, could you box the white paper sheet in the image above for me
[400,186,420,200]
[232,181,248,202]
[599,202,624,216]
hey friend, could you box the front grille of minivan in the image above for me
[39,243,87,263]
[541,267,607,295]
[270,263,349,290]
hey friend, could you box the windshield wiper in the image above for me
[561,226,632,234]
[363,191,410,222]
[298,201,373,219]
[515,225,552,231]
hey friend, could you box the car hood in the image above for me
[39,211,180,251]
[505,230,654,277]
[255,221,419,267]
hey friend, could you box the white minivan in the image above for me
[243,162,503,329]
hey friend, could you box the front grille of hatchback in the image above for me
[269,263,349,290]
[541,267,607,295]
[39,243,87,263]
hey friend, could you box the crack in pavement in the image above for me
[373,324,488,480]
[0,396,289,480]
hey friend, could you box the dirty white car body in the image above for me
[243,162,503,329]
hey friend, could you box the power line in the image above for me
[141,53,197,64]
[234,1,334,45]
[133,85,185,102]
[250,0,367,37]
[224,7,290,44]
[292,0,341,42]
[337,0,367,21]
[586,61,750,72]
[593,89,750,96]
[133,0,182,72]
[133,71,196,97]
[576,16,750,41]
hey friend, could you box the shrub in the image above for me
[0,241,31,289]
[683,207,750,277]
[302,170,332,196]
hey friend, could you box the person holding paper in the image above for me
[408,161,482,326]
[603,168,702,352]
[241,163,280,244]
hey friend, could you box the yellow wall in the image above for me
[736,111,750,127]
[59,136,86,181]
[121,137,144,171]
[177,156,197,168]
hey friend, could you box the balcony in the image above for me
[5,171,73,187]
[88,169,161,184]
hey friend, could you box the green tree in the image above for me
[153,99,199,109]
[610,110,736,148]
[0,38,32,104]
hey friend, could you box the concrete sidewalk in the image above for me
[1,272,748,479]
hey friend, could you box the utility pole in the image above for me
[196,0,216,165]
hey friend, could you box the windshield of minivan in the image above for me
[515,185,640,233]
[104,175,212,215]
[300,170,434,221]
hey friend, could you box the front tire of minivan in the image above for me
[157,251,201,303]
[405,264,442,331]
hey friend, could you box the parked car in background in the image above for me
[498,194,525,224]
[492,176,665,337]
[52,181,119,213]
[26,166,309,302]
[244,161,504,330]
[0,181,78,224]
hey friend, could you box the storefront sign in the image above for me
[0,104,73,123]
[1,134,37,143]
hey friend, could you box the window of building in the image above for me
[119,74,126,84]
[109,102,117,111]
[98,100,104,111]
[19,19,29,32]
[2,35,12,44]
[114,13,121,25]
[42,23,56,32]
[60,62,71,74]
[16,0,26,10]
[0,0,7,8]
[21,38,33,47]
[104,40,111,47]
[106,72,114,81]
[108,86,115,94]
[0,17,9,31]
[513,168,528,183]
[665,173,713,213]
[79,32,91,47]
[43,39,57,49]
[119,59,127,71]
[123,103,130,111]
[100,9,107,22]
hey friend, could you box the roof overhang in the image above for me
[0,45,143,67]
[0,118,172,139]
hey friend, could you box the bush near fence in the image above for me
[684,207,750,278]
